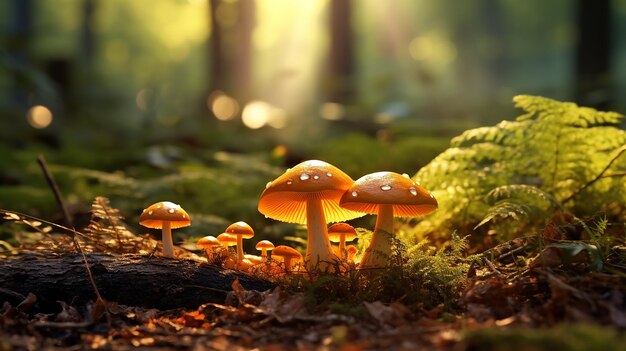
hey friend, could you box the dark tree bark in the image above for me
[574,0,612,109]
[327,0,354,103]
[7,0,32,108]
[208,0,255,100]
[0,253,275,311]
[80,0,97,60]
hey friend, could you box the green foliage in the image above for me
[291,234,475,313]
[414,95,626,239]
[462,324,626,351]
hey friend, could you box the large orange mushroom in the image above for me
[258,160,364,271]
[139,201,190,258]
[340,172,437,268]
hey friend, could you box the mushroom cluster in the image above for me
[138,161,437,279]
[258,160,364,271]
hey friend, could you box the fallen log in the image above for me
[0,253,275,310]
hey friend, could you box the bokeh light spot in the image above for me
[320,102,345,120]
[242,101,272,129]
[26,105,53,129]
[208,91,239,121]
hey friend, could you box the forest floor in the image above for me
[1,240,625,349]
[0,203,625,350]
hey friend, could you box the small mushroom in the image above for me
[139,201,190,258]
[340,172,437,268]
[258,160,364,271]
[328,223,358,259]
[272,245,303,272]
[345,245,358,262]
[196,235,221,256]
[245,254,264,265]
[216,233,237,249]
[255,240,275,262]
[225,221,255,262]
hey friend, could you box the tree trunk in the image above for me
[208,0,255,100]
[327,0,354,103]
[574,0,612,109]
[0,253,274,311]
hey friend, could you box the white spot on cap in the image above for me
[265,181,272,189]
[402,173,410,179]
[156,204,162,209]
[326,172,332,177]
[409,187,417,196]
[148,210,153,215]
[351,191,358,197]
[313,175,319,180]
[415,181,421,185]
[300,174,310,181]
[168,208,175,214]
[381,185,392,191]
[287,179,293,185]
[429,193,434,198]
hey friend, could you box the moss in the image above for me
[462,324,626,351]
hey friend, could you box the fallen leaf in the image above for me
[363,301,410,326]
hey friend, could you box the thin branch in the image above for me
[37,154,74,229]
[34,156,106,307]
[563,145,626,204]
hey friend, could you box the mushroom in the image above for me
[339,172,437,268]
[345,245,358,262]
[216,233,237,249]
[272,245,303,272]
[244,254,264,265]
[196,235,221,256]
[327,223,358,259]
[139,201,190,258]
[255,240,275,262]
[225,221,255,262]
[258,160,364,271]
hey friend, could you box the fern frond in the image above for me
[475,200,531,229]
[412,95,626,240]
[487,184,563,209]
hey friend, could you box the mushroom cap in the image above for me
[139,201,191,229]
[245,254,264,264]
[225,221,254,239]
[346,245,358,256]
[216,233,237,246]
[272,245,302,259]
[327,223,358,242]
[196,235,221,248]
[339,172,438,217]
[255,240,275,251]
[258,160,364,224]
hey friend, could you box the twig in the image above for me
[35,156,107,318]
[563,145,626,204]
[37,154,74,229]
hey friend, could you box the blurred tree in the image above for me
[7,0,32,108]
[80,0,97,60]
[574,0,612,109]
[209,0,255,101]
[327,0,354,103]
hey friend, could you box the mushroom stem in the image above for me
[284,257,293,272]
[236,235,245,261]
[305,197,338,270]
[338,234,346,259]
[161,221,174,258]
[359,204,394,268]
[260,249,268,261]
